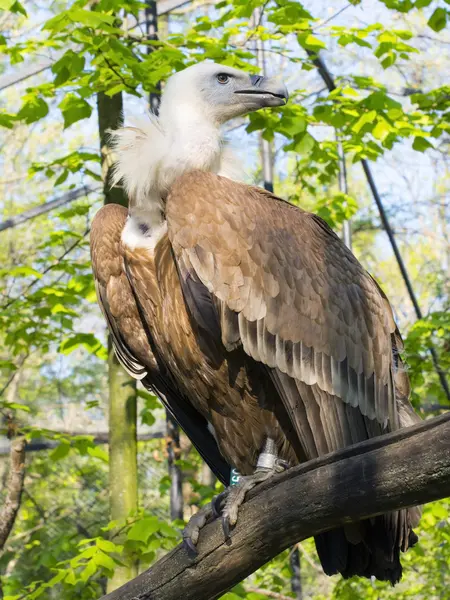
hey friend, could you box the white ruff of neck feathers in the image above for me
[109,113,245,222]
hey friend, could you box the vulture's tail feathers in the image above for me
[314,508,419,585]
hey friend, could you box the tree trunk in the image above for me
[97,90,139,592]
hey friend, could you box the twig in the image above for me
[246,588,294,600]
[1,227,90,311]
[296,542,322,573]
[0,185,98,232]
[102,56,138,93]
[312,4,352,31]
[0,354,28,399]
[0,437,26,550]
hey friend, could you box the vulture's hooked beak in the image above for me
[234,74,288,107]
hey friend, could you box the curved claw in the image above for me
[275,458,290,472]
[211,496,222,519]
[183,536,199,556]
[222,515,232,539]
[211,491,227,518]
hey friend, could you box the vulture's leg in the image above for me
[182,438,288,552]
[221,438,289,537]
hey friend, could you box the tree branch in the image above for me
[0,431,165,455]
[0,186,97,233]
[0,437,26,550]
[100,412,450,600]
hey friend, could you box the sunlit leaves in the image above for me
[352,110,377,134]
[428,7,448,32]
[44,8,116,33]
[30,150,100,184]
[127,517,161,543]
[17,93,49,124]
[58,94,92,129]
[52,50,85,86]
[59,333,107,360]
[315,193,359,229]
[138,389,162,427]
[412,136,434,151]
[0,0,27,15]
[0,112,16,128]
[404,311,450,407]
[297,33,326,52]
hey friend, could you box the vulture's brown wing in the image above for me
[167,171,420,583]
[167,171,403,439]
[90,203,231,485]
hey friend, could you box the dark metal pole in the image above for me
[145,0,162,115]
[290,547,303,600]
[308,50,450,403]
[253,8,274,193]
[337,136,352,249]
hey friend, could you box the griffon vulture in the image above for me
[90,61,421,584]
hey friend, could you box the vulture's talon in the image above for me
[274,458,290,472]
[220,467,281,541]
[183,537,199,557]
[222,515,232,539]
[211,492,227,518]
[182,502,215,552]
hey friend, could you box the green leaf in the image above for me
[428,8,447,32]
[352,110,377,133]
[87,445,109,463]
[96,539,122,553]
[8,266,42,278]
[58,94,92,129]
[381,53,395,69]
[127,517,160,543]
[50,442,71,461]
[2,401,30,412]
[412,136,434,152]
[298,33,326,51]
[43,12,72,33]
[68,9,115,28]
[0,0,27,15]
[0,112,15,129]
[59,333,107,359]
[372,119,391,141]
[0,360,18,371]
[290,132,316,155]
[159,522,178,538]
[17,95,49,124]
[52,50,85,86]
[54,170,69,186]
[94,550,116,571]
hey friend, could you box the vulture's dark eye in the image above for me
[217,73,230,84]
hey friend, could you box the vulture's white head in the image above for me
[159,62,288,125]
[110,61,288,227]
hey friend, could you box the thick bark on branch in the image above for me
[101,413,450,600]
[0,437,26,550]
